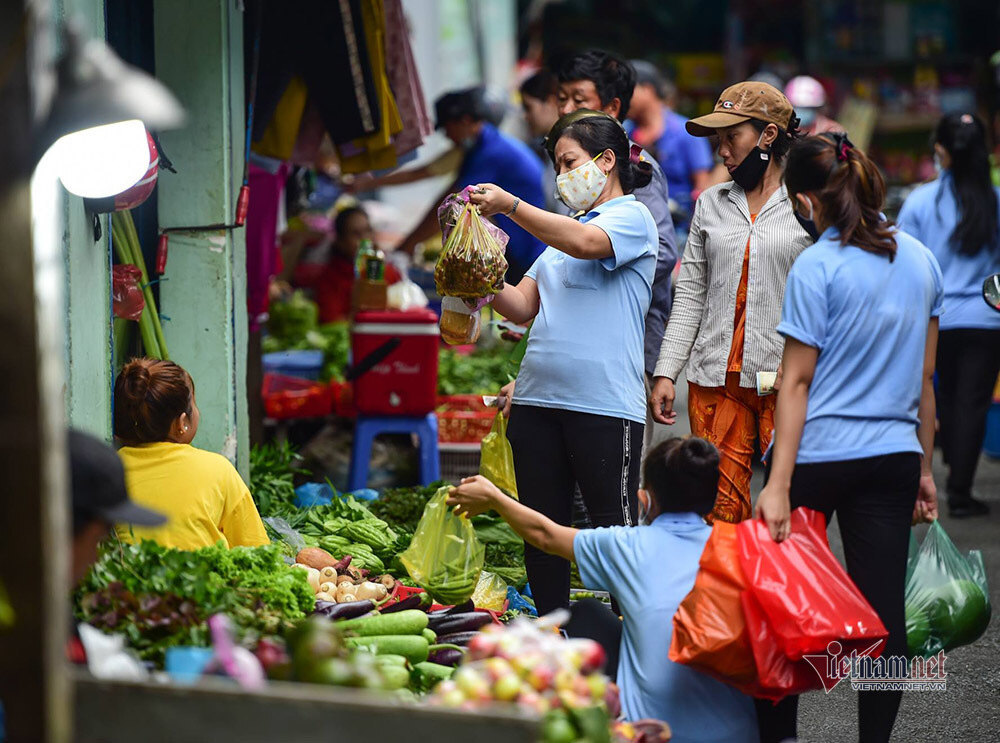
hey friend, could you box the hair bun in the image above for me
[678,437,720,469]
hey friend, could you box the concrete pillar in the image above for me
[153,0,249,476]
[62,0,113,440]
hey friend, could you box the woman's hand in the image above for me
[469,183,516,218]
[447,475,503,518]
[913,472,938,524]
[649,377,678,425]
[497,380,515,418]
[755,483,791,542]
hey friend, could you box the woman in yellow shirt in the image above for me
[113,358,269,550]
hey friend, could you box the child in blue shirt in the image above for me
[449,437,759,743]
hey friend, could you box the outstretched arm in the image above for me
[447,475,577,561]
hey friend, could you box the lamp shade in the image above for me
[36,23,185,162]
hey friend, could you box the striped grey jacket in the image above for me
[654,180,813,388]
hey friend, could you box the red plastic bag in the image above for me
[741,590,825,701]
[112,264,145,321]
[736,508,888,661]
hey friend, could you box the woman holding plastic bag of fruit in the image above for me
[469,110,658,616]
[754,133,943,743]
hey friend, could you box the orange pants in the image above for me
[688,372,775,524]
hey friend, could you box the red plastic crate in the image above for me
[262,373,332,419]
[436,394,494,444]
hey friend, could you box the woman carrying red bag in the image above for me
[755,134,943,743]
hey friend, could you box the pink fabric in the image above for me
[246,161,290,331]
[384,0,432,157]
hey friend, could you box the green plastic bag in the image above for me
[399,487,485,605]
[904,521,991,658]
[479,410,518,498]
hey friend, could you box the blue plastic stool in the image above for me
[348,413,440,490]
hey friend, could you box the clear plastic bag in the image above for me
[399,486,485,605]
[904,520,991,658]
[434,191,508,299]
[470,570,509,611]
[439,296,482,345]
[479,409,518,498]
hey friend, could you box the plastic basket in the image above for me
[330,379,356,418]
[436,395,494,444]
[262,349,324,380]
[262,373,332,419]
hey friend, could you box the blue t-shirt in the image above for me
[896,173,1000,330]
[574,513,759,743]
[514,195,657,423]
[777,227,944,463]
[625,109,714,222]
[457,123,546,284]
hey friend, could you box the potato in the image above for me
[315,592,336,603]
[319,582,336,595]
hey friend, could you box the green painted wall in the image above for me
[61,0,113,440]
[153,0,249,476]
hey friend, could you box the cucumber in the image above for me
[421,628,436,644]
[373,654,409,667]
[410,661,455,692]
[344,635,430,664]
[378,664,411,690]
[336,609,429,637]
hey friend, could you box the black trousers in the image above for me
[936,328,1000,499]
[756,453,920,743]
[506,404,642,617]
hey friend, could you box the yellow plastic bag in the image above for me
[470,570,509,612]
[399,487,485,605]
[479,410,518,498]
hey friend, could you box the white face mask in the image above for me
[556,153,608,212]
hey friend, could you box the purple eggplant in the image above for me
[379,594,424,614]
[446,599,475,615]
[427,646,466,666]
[312,599,375,620]
[435,631,481,646]
[427,611,493,635]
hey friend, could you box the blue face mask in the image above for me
[798,108,819,128]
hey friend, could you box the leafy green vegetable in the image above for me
[263,292,349,382]
[249,442,307,517]
[75,540,314,665]
[366,482,446,534]
[437,348,512,396]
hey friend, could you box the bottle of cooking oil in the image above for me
[354,239,387,312]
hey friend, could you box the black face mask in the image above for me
[794,212,820,242]
[730,133,771,191]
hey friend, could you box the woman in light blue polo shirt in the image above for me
[897,112,1000,518]
[755,133,943,743]
[469,110,657,615]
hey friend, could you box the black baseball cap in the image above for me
[70,429,166,533]
[434,87,488,129]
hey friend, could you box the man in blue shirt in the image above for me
[397,87,546,284]
[625,61,714,232]
[555,51,679,390]
[448,437,759,743]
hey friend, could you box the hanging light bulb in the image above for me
[36,22,184,198]
[47,120,149,198]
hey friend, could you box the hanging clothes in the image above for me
[246,160,290,332]
[252,76,309,161]
[248,0,380,150]
[384,0,432,157]
[337,0,403,174]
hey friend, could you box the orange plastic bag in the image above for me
[670,520,830,701]
[736,508,888,661]
[669,521,759,690]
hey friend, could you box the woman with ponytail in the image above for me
[113,358,269,550]
[468,110,657,614]
[897,112,1000,518]
[755,133,943,743]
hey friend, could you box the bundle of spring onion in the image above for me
[111,210,168,360]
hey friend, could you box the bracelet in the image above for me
[506,197,520,216]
